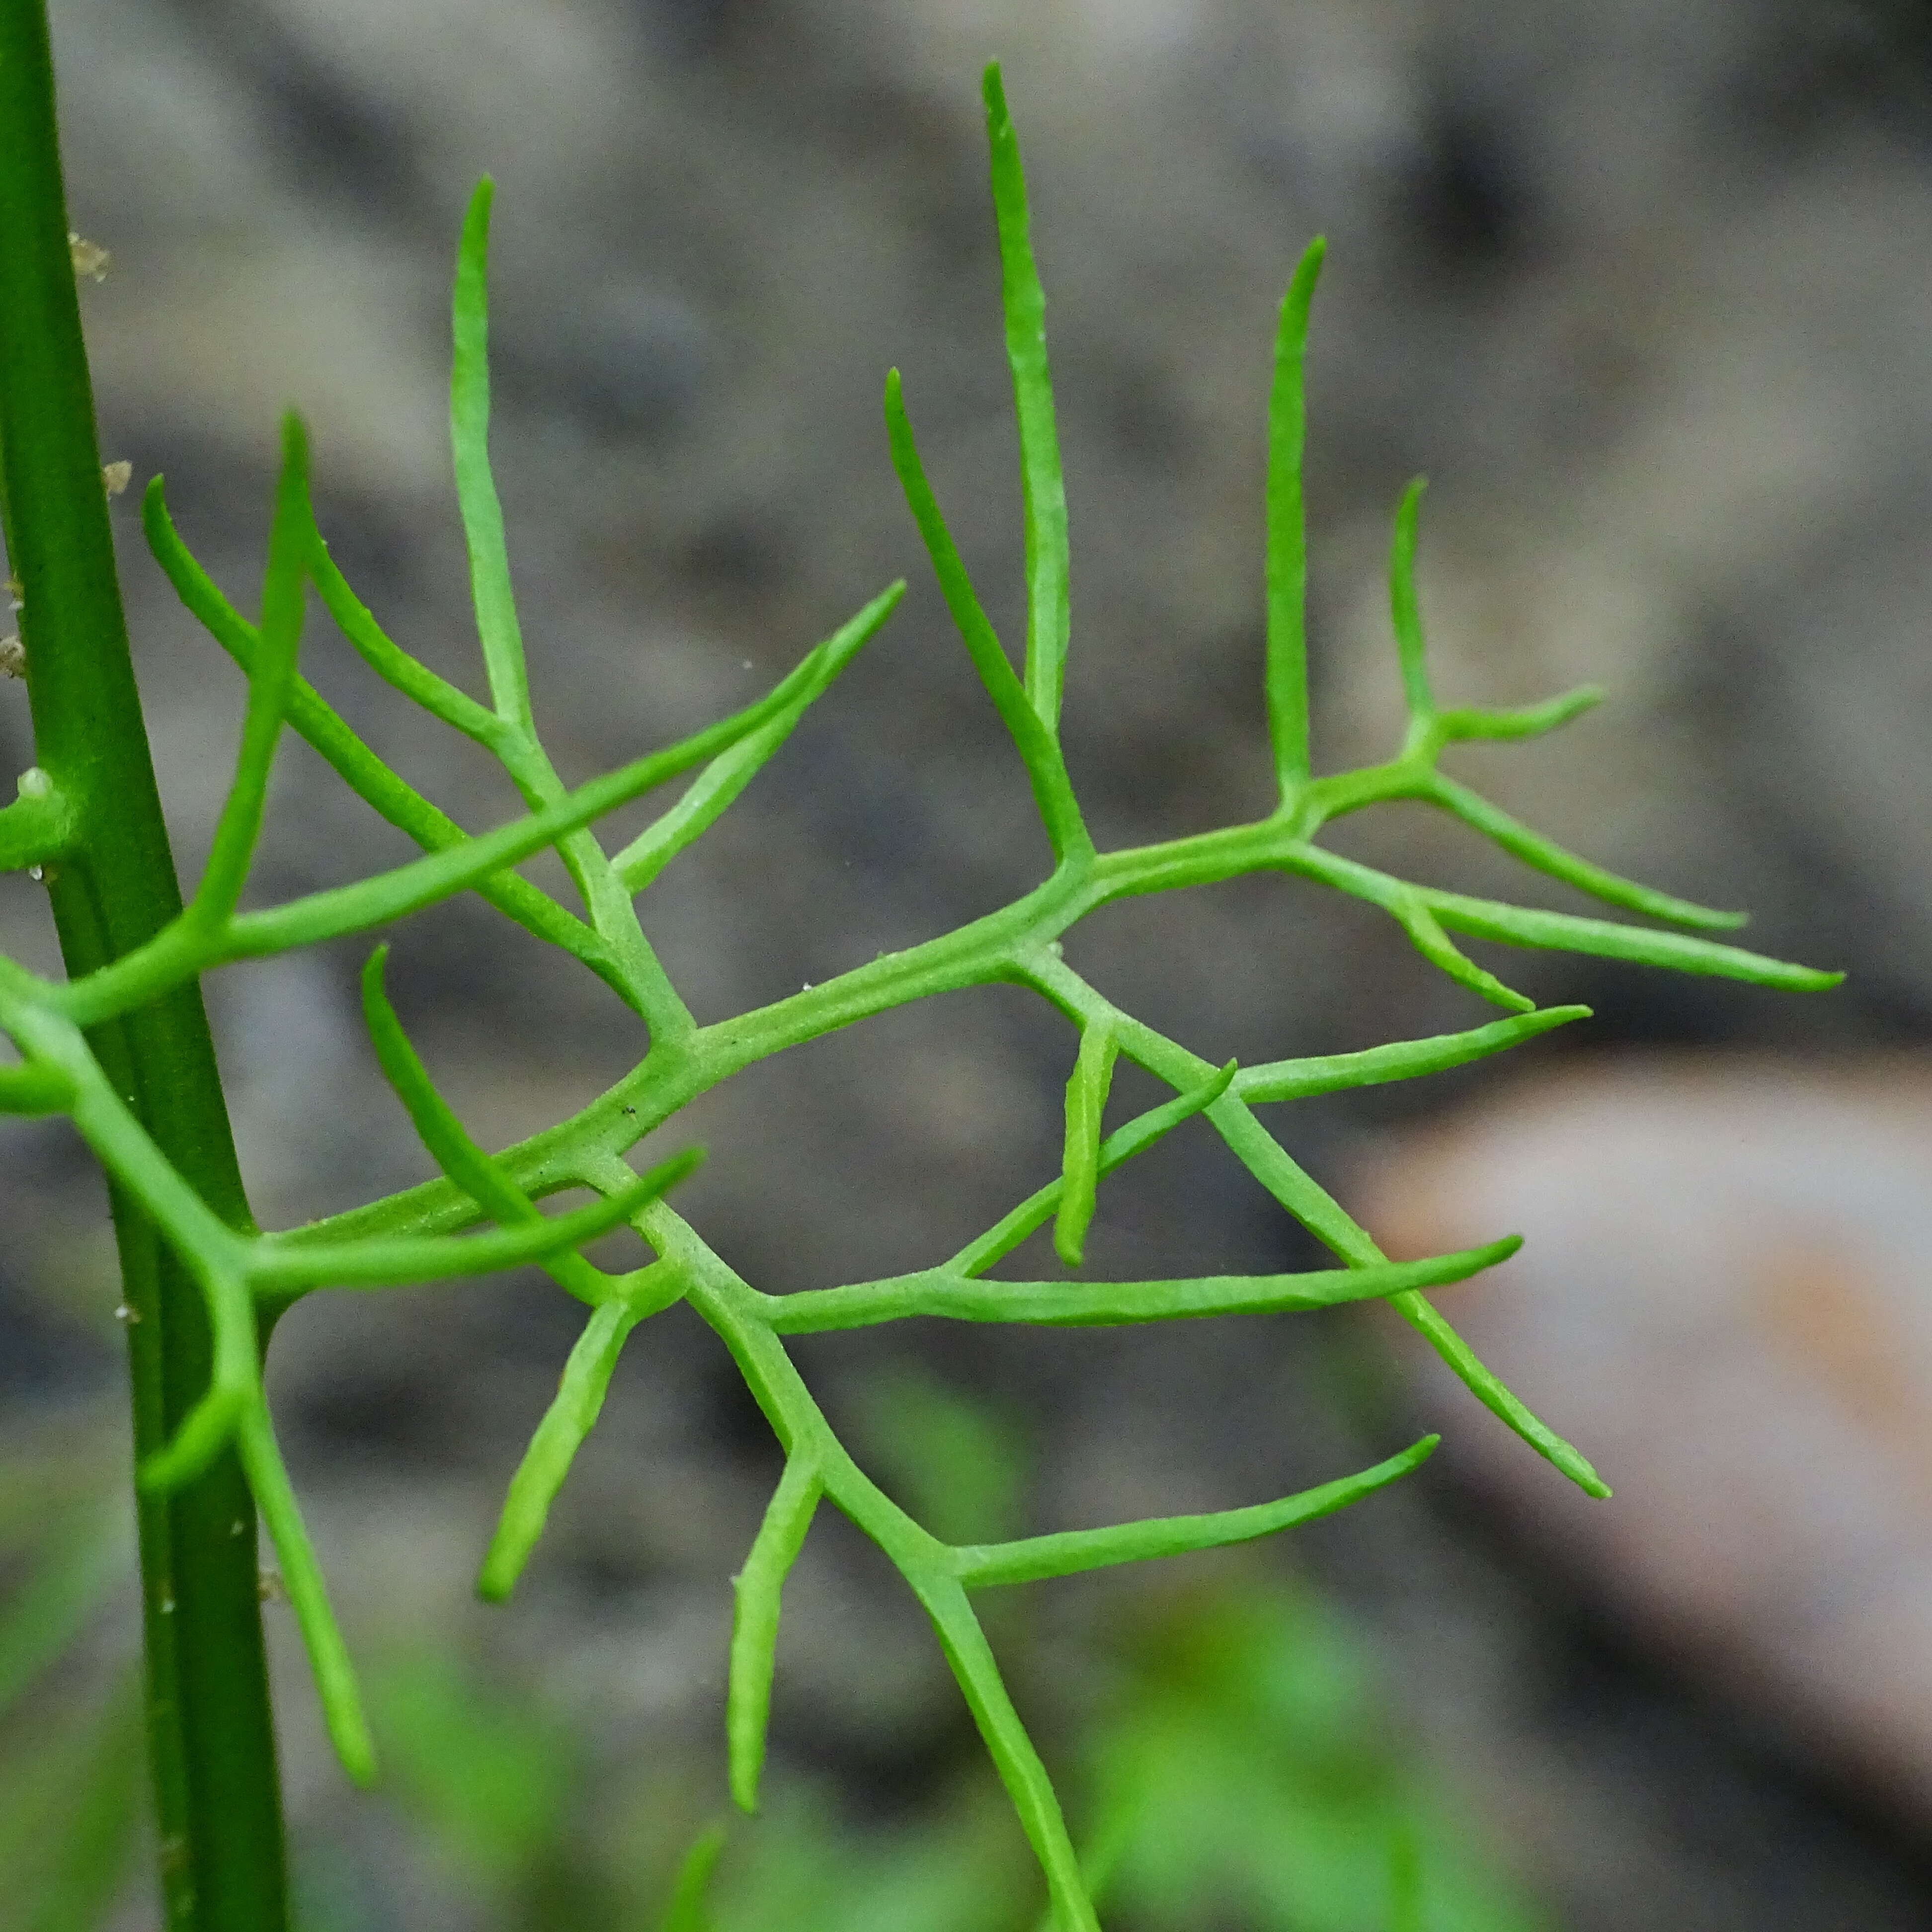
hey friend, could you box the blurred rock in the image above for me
[1354,1054,1932,1818]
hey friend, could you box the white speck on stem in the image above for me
[68,232,109,281]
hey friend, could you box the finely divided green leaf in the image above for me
[13,86,1847,1927]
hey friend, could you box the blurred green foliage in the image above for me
[0,1436,143,1932]
[0,1378,1546,1932]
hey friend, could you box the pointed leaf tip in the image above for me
[1285,235,1327,312]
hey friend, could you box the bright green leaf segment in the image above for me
[1053,1021,1118,1266]
[0,57,1838,1932]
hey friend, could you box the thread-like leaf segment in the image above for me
[1388,478,1435,729]
[145,477,622,990]
[249,1159,696,1292]
[1418,772,1747,930]
[480,1297,647,1602]
[237,1404,376,1785]
[52,638,857,1031]
[1265,238,1325,800]
[982,63,1071,733]
[1011,946,1613,1496]
[360,946,607,1304]
[1053,1020,1118,1266]
[916,1572,1096,1930]
[951,1436,1436,1586]
[766,1237,1519,1335]
[885,369,1089,861]
[657,1823,728,1932]
[184,412,309,937]
[451,179,533,732]
[1282,843,1840,994]
[728,1454,820,1811]
[614,583,904,893]
[0,1059,71,1113]
[307,513,502,752]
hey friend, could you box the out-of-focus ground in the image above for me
[8,0,1932,1925]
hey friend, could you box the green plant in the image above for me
[0,7,1838,1927]
[317,1373,1543,1932]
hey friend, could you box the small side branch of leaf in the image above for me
[180,414,309,939]
[950,1436,1437,1586]
[1264,237,1325,800]
[762,1237,1519,1335]
[613,582,904,894]
[450,179,534,732]
[479,1296,650,1603]
[884,368,1089,863]
[727,1453,821,1811]
[982,63,1071,733]
[1053,1019,1117,1266]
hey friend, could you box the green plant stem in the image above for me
[0,5,286,1926]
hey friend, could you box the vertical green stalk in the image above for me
[0,5,287,1928]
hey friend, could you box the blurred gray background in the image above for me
[8,0,1932,1925]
